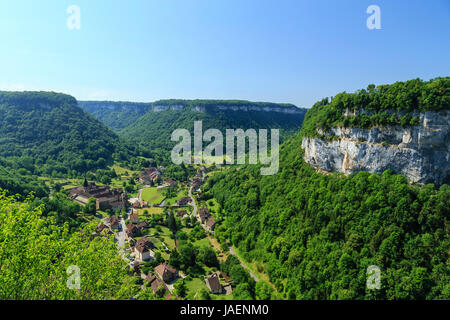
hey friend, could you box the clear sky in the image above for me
[0,0,448,107]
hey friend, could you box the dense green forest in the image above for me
[301,77,449,136]
[0,91,139,177]
[1,83,448,300]
[204,127,449,299]
[78,101,153,132]
[0,164,49,198]
[79,99,302,133]
[120,104,306,165]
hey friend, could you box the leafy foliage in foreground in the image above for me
[0,191,138,299]
[205,131,450,300]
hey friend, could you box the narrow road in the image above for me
[188,181,259,283]
[117,218,126,250]
[113,207,132,262]
[188,186,197,217]
[229,246,259,282]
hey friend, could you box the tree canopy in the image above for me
[204,129,449,299]
[301,77,449,137]
[0,91,138,177]
[0,190,137,299]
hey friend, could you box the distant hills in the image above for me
[79,99,306,132]
[80,99,307,164]
[78,101,153,132]
[0,93,307,178]
[0,91,131,176]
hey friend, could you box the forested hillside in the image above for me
[0,164,48,198]
[78,101,153,132]
[204,129,449,299]
[120,101,307,164]
[0,92,134,177]
[301,77,449,136]
[202,80,450,300]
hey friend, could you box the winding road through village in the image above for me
[188,185,259,282]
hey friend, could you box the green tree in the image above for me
[0,191,136,299]
[84,197,97,215]
[255,282,274,300]
[233,283,254,300]
[167,213,177,233]
[174,279,187,298]
[197,246,219,268]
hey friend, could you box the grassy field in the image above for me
[39,177,82,189]
[164,187,190,206]
[232,246,277,292]
[141,187,166,204]
[192,154,231,165]
[185,278,208,297]
[185,277,233,300]
[193,237,214,249]
[180,227,192,235]
[142,225,175,253]
[153,226,176,251]
[138,207,164,215]
[110,164,138,177]
[212,292,234,300]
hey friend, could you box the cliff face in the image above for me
[302,110,450,185]
[153,104,304,114]
[80,100,305,114]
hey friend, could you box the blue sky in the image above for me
[0,0,448,107]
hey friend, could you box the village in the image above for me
[67,162,245,300]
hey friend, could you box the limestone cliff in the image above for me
[153,103,304,114]
[302,110,450,185]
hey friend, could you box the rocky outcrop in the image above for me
[80,100,305,115]
[153,104,184,112]
[153,104,304,114]
[213,105,303,114]
[302,110,450,185]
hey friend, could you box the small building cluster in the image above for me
[139,167,161,185]
[69,180,128,211]
[134,237,155,261]
[145,262,178,296]
[132,200,148,209]
[176,210,188,219]
[106,215,120,230]
[177,197,192,206]
[198,208,216,232]
[205,273,223,294]
[191,178,202,192]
